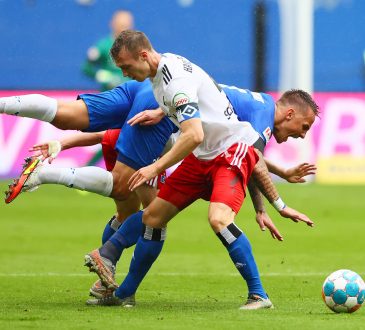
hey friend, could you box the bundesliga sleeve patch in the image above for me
[176,102,200,122]
[173,93,190,108]
[262,127,272,143]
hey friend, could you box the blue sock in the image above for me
[218,223,267,299]
[115,227,165,299]
[228,235,267,298]
[109,210,143,250]
[99,211,143,264]
[101,215,119,244]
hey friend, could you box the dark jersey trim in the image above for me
[253,136,265,153]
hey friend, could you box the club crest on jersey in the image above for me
[173,93,190,108]
[177,104,198,121]
[263,127,272,143]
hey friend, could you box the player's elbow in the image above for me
[190,129,204,146]
[181,119,204,146]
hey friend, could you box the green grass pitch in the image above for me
[0,182,364,329]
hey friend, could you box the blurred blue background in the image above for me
[0,0,364,91]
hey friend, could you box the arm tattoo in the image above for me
[247,178,265,212]
[251,149,280,203]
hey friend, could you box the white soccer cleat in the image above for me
[239,294,274,310]
[86,293,136,307]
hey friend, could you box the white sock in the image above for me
[0,94,57,122]
[37,166,113,196]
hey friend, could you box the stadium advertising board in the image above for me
[1,91,365,183]
[0,91,100,179]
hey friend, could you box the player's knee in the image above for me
[110,184,130,200]
[142,207,164,228]
[110,172,130,200]
[208,215,230,233]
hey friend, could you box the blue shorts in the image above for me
[78,85,133,132]
[116,115,177,170]
[79,80,178,170]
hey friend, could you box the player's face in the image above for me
[274,106,315,143]
[115,49,150,82]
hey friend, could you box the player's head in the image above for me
[274,89,319,143]
[110,10,134,38]
[110,30,157,81]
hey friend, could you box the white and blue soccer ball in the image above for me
[322,269,365,313]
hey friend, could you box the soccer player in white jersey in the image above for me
[84,30,317,309]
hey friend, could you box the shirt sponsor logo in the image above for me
[224,103,234,120]
[173,93,190,108]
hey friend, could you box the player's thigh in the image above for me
[135,184,157,209]
[110,161,136,200]
[114,192,141,223]
[208,202,237,233]
[143,197,179,228]
[209,165,245,229]
[52,100,90,130]
[158,155,209,210]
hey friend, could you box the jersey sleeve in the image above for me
[223,86,275,145]
[165,78,200,123]
[247,93,275,144]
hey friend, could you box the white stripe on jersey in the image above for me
[146,176,158,188]
[230,143,248,168]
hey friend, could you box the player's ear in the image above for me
[286,108,295,120]
[139,50,148,61]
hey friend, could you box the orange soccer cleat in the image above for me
[4,157,41,204]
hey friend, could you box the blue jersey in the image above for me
[78,80,177,170]
[78,80,274,169]
[222,85,275,146]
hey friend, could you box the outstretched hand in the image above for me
[279,206,314,227]
[256,211,284,241]
[285,163,317,183]
[29,140,62,164]
[127,108,165,126]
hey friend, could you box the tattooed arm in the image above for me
[251,148,314,227]
[251,149,280,203]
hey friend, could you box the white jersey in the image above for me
[151,53,259,160]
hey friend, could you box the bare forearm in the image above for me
[264,157,285,178]
[248,179,265,212]
[252,150,280,203]
[154,130,200,172]
[60,132,104,150]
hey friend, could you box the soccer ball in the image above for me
[322,269,365,313]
